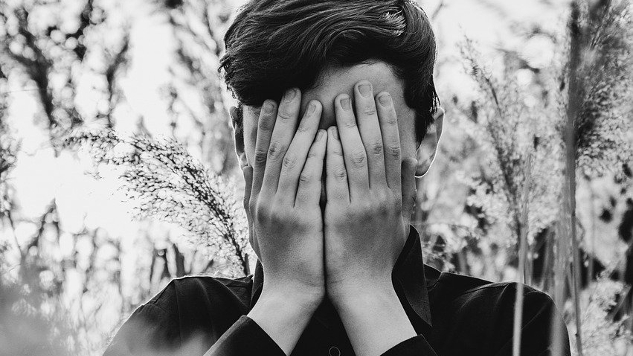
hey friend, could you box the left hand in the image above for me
[324,81,417,303]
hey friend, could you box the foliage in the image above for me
[571,0,633,180]
[0,0,130,136]
[452,0,633,354]
[1,0,632,354]
[456,38,563,250]
[62,130,251,276]
[570,274,632,355]
[0,94,19,216]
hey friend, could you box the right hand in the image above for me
[243,88,327,307]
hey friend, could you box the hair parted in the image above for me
[220,0,439,143]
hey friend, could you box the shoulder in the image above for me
[142,275,254,334]
[427,267,554,309]
[147,275,254,312]
[427,268,569,355]
[104,275,254,356]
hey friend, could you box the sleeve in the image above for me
[203,316,285,356]
[377,289,570,356]
[380,335,438,356]
[105,308,286,356]
[103,303,181,356]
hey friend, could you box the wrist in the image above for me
[328,276,394,308]
[248,287,323,355]
[330,282,402,314]
[260,282,324,313]
[331,285,416,356]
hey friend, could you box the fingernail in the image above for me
[378,93,392,106]
[284,88,297,102]
[263,101,274,114]
[358,83,372,98]
[340,96,351,110]
[307,101,316,116]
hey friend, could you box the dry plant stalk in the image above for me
[562,2,584,354]
[459,0,633,354]
[62,130,251,277]
[513,154,532,356]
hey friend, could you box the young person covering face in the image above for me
[104,1,571,355]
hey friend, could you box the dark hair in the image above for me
[220,0,439,143]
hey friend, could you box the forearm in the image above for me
[333,285,417,356]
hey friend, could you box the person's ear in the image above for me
[230,106,249,169]
[415,107,444,177]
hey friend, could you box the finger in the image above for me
[243,165,254,212]
[295,129,327,207]
[242,165,259,255]
[251,100,278,197]
[261,88,302,195]
[278,100,323,204]
[354,81,387,188]
[326,126,350,204]
[401,158,417,224]
[376,92,401,195]
[334,93,369,199]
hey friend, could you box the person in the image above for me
[104,0,571,355]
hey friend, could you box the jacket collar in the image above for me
[251,226,432,334]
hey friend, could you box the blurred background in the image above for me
[1,0,632,355]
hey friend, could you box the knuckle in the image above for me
[363,106,377,116]
[307,147,319,159]
[369,140,383,155]
[254,201,269,220]
[296,122,310,133]
[282,154,297,170]
[349,203,371,220]
[254,149,268,165]
[299,172,312,183]
[342,118,357,128]
[259,117,275,132]
[268,141,287,160]
[384,114,398,126]
[378,191,396,210]
[386,145,400,159]
[277,108,295,122]
[267,203,290,224]
[376,201,390,214]
[332,146,344,157]
[268,210,283,225]
[334,168,347,180]
[350,150,367,167]
[374,189,389,202]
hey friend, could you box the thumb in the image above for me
[401,158,417,227]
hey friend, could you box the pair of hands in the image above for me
[243,81,417,311]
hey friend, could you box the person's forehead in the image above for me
[303,61,406,112]
[244,61,410,122]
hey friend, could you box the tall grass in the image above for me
[458,0,633,354]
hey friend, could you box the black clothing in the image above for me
[104,229,570,356]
